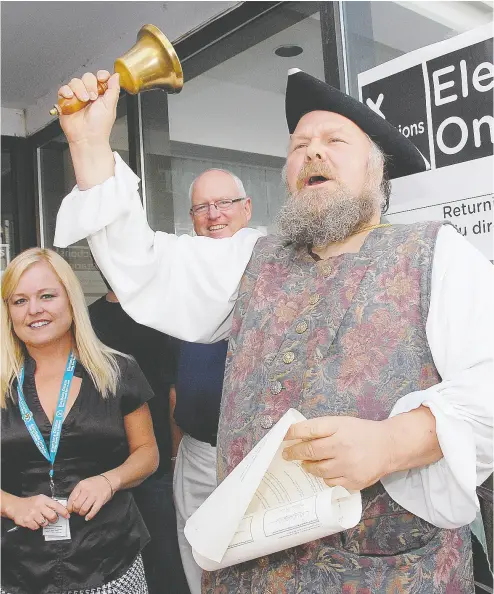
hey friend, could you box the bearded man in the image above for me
[55,69,493,593]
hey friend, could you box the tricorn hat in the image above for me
[285,69,428,180]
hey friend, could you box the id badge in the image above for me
[43,498,71,541]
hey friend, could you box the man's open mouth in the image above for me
[305,175,330,186]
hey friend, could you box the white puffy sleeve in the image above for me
[381,224,494,528]
[54,153,262,342]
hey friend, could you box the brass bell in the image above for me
[50,24,183,116]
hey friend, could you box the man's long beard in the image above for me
[277,168,383,247]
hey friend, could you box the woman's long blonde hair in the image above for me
[1,248,122,407]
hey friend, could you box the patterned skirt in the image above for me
[1,554,148,594]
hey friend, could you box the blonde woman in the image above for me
[1,248,159,594]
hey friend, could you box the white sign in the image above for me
[358,23,493,260]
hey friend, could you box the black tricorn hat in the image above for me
[285,69,428,180]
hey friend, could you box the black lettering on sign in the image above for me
[427,39,493,168]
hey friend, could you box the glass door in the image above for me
[36,101,130,303]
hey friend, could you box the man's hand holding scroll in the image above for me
[283,406,443,491]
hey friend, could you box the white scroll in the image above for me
[184,408,362,570]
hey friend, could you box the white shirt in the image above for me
[55,153,493,530]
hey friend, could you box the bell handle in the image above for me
[49,80,108,117]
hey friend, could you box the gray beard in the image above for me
[276,182,380,247]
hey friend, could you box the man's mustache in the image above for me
[296,163,335,191]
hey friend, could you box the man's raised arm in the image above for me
[54,71,261,342]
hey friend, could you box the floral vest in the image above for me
[203,223,473,594]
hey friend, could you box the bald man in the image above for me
[170,168,252,594]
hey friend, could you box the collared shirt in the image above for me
[54,152,494,530]
[174,339,228,446]
[1,354,153,594]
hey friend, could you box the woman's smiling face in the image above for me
[8,260,73,349]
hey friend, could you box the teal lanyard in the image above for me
[16,352,76,497]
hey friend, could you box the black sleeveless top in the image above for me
[1,354,153,594]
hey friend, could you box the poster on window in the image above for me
[358,23,493,261]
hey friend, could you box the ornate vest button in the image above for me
[259,415,274,429]
[295,321,308,334]
[308,293,320,305]
[270,381,283,395]
[282,351,295,364]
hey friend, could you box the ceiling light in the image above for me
[275,45,303,58]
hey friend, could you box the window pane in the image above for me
[37,103,129,303]
[145,3,322,235]
[342,1,494,97]
[1,149,15,271]
[140,91,175,234]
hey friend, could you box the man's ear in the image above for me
[244,198,252,221]
[190,212,199,235]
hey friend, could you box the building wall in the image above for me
[2,108,26,137]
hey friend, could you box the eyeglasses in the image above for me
[190,198,246,217]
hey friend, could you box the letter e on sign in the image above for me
[433,65,457,106]
[473,62,494,92]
